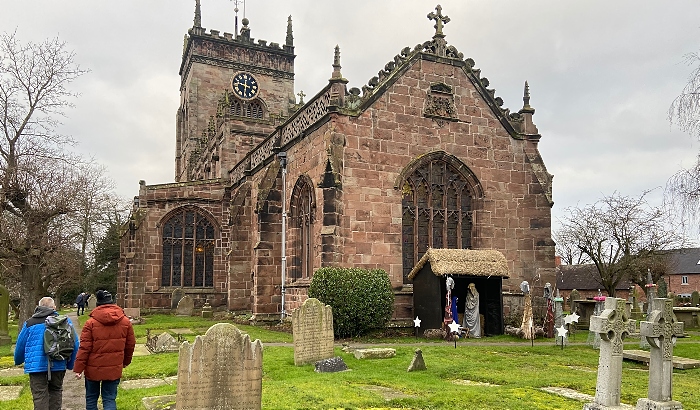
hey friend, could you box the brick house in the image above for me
[666,248,700,298]
[118,3,556,325]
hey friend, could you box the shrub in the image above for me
[309,267,394,338]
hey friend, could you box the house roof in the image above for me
[556,264,631,291]
[407,248,509,280]
[666,248,700,275]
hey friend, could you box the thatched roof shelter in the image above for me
[407,248,509,280]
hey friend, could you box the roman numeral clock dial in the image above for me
[231,72,259,100]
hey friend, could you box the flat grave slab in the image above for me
[623,349,700,370]
[541,387,634,408]
[0,386,22,401]
[121,377,176,390]
[353,348,396,359]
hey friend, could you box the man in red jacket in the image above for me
[73,290,135,410]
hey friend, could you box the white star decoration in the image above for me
[556,325,568,338]
[413,316,421,327]
[564,313,580,325]
[448,321,461,334]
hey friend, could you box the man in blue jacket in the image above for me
[14,297,79,410]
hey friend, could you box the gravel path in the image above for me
[61,311,88,410]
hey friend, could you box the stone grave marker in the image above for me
[691,290,699,307]
[569,288,581,314]
[171,288,185,310]
[149,332,180,353]
[587,295,606,349]
[292,298,334,366]
[641,282,658,350]
[583,297,636,410]
[176,295,194,316]
[87,294,97,310]
[124,307,141,319]
[201,301,213,318]
[314,356,348,373]
[407,348,427,372]
[176,323,263,410]
[636,298,684,410]
[0,285,10,345]
[554,293,566,346]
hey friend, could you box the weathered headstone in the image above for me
[201,301,213,318]
[583,298,636,410]
[636,298,684,410]
[292,298,334,366]
[407,349,427,372]
[171,288,185,310]
[569,289,581,314]
[176,323,262,410]
[124,307,141,319]
[87,294,97,310]
[0,285,10,345]
[587,295,606,349]
[641,282,658,350]
[176,295,194,316]
[554,294,566,346]
[314,356,348,373]
[148,332,180,353]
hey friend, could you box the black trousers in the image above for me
[29,370,65,410]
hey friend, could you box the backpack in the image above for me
[44,315,76,379]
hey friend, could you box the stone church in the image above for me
[118,2,556,328]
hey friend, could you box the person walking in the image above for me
[14,297,79,410]
[75,292,87,316]
[73,290,135,410]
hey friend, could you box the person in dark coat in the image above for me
[75,292,87,315]
[14,297,79,410]
[73,290,135,410]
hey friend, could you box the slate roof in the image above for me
[407,248,509,280]
[666,248,700,275]
[556,264,631,291]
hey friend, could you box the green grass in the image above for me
[1,315,699,409]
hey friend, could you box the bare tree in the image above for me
[0,31,90,324]
[555,192,685,296]
[667,52,700,232]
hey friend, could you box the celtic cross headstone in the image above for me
[583,297,636,409]
[636,298,684,409]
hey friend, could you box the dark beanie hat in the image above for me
[96,290,113,306]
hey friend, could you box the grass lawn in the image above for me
[1,313,698,409]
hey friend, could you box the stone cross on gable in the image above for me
[427,5,450,38]
[637,298,684,408]
[584,297,636,409]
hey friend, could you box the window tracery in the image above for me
[289,177,315,281]
[161,208,216,287]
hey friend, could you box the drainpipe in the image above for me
[278,151,288,320]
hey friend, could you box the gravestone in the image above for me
[641,283,658,350]
[0,285,10,345]
[407,349,427,372]
[354,348,396,359]
[124,308,141,319]
[176,295,194,316]
[314,356,348,373]
[691,291,699,307]
[583,298,636,410]
[176,323,262,410]
[154,332,180,353]
[201,301,213,318]
[636,298,684,410]
[171,288,185,310]
[87,294,97,310]
[569,289,581,313]
[292,298,334,366]
[554,294,566,346]
[587,295,606,349]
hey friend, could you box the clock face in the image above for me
[231,72,259,100]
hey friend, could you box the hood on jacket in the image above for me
[89,304,126,326]
[31,305,56,319]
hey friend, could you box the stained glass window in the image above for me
[401,158,474,282]
[161,208,216,287]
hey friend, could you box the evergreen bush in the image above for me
[309,267,394,338]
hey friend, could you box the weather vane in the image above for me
[231,0,246,36]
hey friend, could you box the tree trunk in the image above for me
[18,252,44,328]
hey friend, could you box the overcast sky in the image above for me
[3,1,700,236]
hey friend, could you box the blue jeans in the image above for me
[85,378,119,410]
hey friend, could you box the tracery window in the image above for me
[230,99,264,119]
[161,208,216,287]
[402,158,474,282]
[290,177,315,281]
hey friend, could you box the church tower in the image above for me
[175,0,296,182]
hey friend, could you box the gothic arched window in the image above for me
[161,208,216,287]
[401,158,475,282]
[290,176,315,281]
